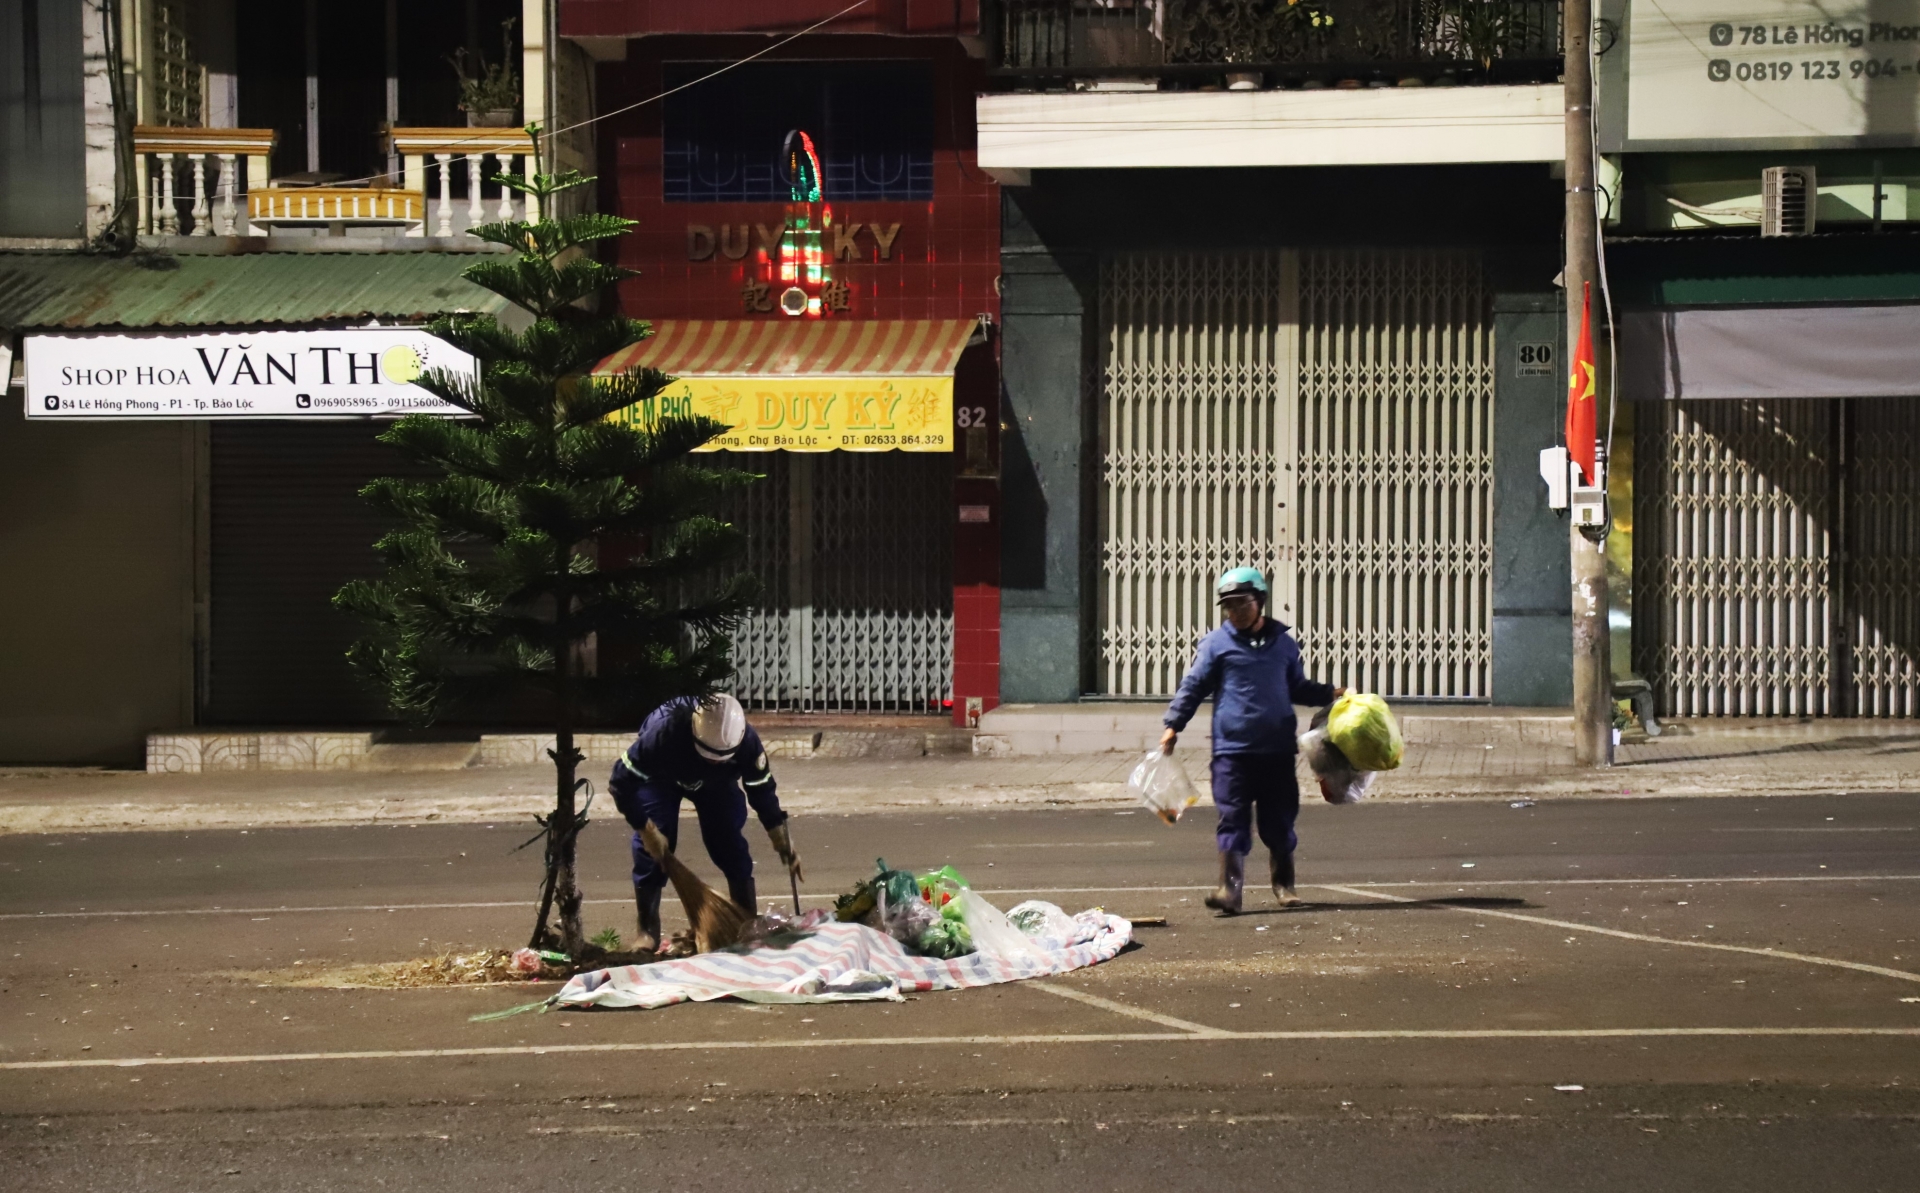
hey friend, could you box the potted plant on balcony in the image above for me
[450,18,520,127]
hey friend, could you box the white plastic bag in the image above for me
[952,889,1046,961]
[1299,725,1377,805]
[1006,899,1077,944]
[1129,749,1200,824]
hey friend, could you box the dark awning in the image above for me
[0,250,507,332]
[1620,304,1920,401]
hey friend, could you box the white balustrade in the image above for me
[389,127,538,239]
[217,153,237,234]
[188,154,209,236]
[133,127,276,237]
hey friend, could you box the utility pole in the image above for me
[1563,0,1612,767]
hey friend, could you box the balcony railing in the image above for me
[986,0,1563,84]
[134,127,276,236]
[133,126,540,240]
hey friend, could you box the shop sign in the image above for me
[24,329,473,419]
[610,376,954,452]
[1624,0,1920,146]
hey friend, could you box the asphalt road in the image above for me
[4,794,1919,1190]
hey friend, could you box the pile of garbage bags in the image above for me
[832,859,1077,961]
[1300,692,1403,804]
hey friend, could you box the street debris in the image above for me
[487,859,1132,1014]
[1510,801,1537,808]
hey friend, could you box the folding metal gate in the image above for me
[1635,398,1920,717]
[726,453,953,713]
[1097,249,1493,698]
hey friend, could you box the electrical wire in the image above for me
[314,0,875,193]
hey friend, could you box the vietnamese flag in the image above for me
[1566,281,1598,486]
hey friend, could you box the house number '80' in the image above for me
[955,406,989,428]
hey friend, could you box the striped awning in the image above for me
[594,319,978,379]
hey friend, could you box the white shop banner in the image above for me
[24,329,475,419]
[1626,0,1920,147]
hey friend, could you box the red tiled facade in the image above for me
[587,32,1001,722]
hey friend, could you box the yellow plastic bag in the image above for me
[1325,693,1403,771]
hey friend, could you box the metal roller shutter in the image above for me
[1635,397,1920,718]
[1096,248,1494,698]
[205,423,424,726]
[726,452,954,713]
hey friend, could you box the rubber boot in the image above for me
[1271,850,1301,907]
[634,885,663,953]
[1203,850,1246,915]
[727,878,757,916]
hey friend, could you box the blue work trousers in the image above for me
[1209,752,1301,859]
[608,770,757,912]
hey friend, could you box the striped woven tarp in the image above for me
[549,911,1133,1011]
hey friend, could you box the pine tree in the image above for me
[335,143,755,956]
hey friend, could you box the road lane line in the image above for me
[8,1027,1920,1072]
[1312,883,1920,986]
[1027,981,1228,1036]
[7,875,1920,921]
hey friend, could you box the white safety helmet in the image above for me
[690,693,747,762]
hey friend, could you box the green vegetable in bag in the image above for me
[915,918,975,959]
[917,865,970,920]
[1325,692,1403,771]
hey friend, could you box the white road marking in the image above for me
[1710,827,1915,833]
[7,874,1920,920]
[1312,883,1920,986]
[7,1027,1919,1072]
[1027,981,1227,1036]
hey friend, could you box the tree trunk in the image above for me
[530,613,587,956]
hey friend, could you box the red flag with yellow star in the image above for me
[1566,281,1598,486]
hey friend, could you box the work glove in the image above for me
[767,821,803,883]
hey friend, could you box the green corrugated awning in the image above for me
[0,250,509,331]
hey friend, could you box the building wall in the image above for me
[593,36,999,323]
[0,402,196,765]
[1491,294,1573,706]
[0,0,88,239]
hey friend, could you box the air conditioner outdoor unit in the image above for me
[1761,166,1818,237]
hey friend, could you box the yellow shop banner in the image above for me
[609,377,953,452]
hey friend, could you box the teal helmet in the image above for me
[1216,566,1269,605]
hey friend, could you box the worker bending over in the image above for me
[607,693,802,951]
[1160,567,1344,915]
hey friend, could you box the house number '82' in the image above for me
[956,406,989,428]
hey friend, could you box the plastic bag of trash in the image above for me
[1006,899,1077,944]
[915,917,975,959]
[1130,749,1200,824]
[870,883,941,949]
[917,865,971,920]
[1301,718,1377,806]
[1325,692,1403,771]
[952,888,1045,960]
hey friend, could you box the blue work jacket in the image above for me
[619,697,787,828]
[1163,619,1338,755]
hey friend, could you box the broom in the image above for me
[639,820,751,955]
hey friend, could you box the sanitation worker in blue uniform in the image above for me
[1160,567,1345,914]
[607,694,801,952]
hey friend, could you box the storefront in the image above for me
[1613,239,1920,719]
[0,251,502,762]
[993,166,1570,706]
[586,33,1002,723]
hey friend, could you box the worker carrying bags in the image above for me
[1300,692,1403,804]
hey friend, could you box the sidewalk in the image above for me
[3,715,1915,834]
